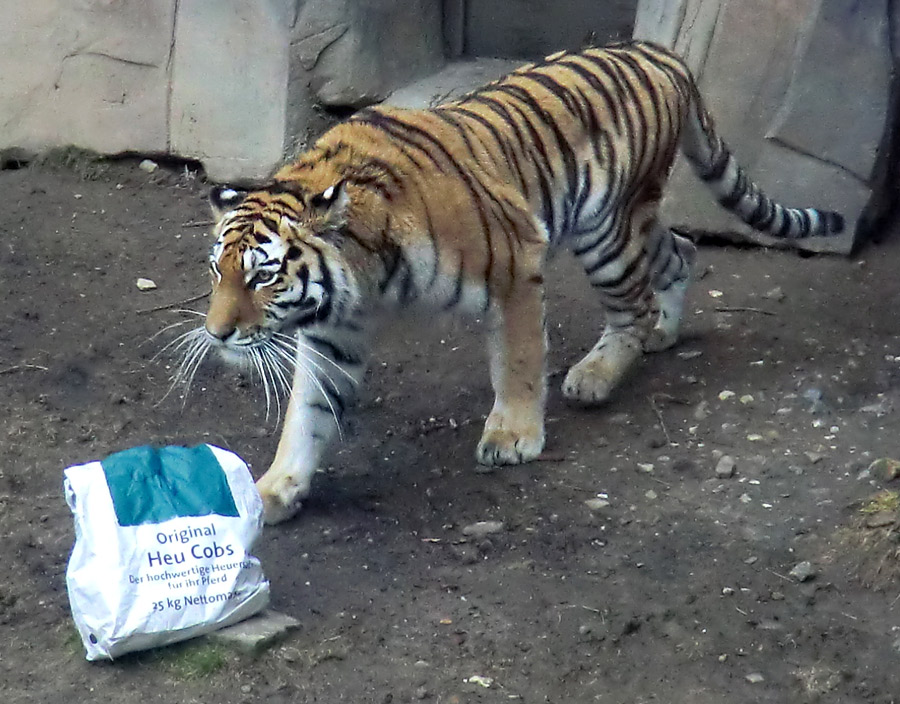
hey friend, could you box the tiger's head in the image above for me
[203,181,357,362]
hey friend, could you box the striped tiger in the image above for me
[190,40,843,524]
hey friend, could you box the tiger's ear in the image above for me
[209,186,248,219]
[309,180,350,228]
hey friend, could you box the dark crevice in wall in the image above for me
[855,0,900,251]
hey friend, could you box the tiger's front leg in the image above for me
[256,329,367,524]
[477,278,547,465]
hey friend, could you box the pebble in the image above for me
[764,286,785,301]
[718,390,736,401]
[138,158,159,173]
[739,493,752,504]
[465,675,493,688]
[584,498,611,511]
[739,394,755,405]
[136,277,157,291]
[636,463,655,473]
[461,521,505,539]
[693,400,711,420]
[789,561,816,582]
[804,451,825,464]
[644,490,658,500]
[715,455,736,479]
[745,672,765,684]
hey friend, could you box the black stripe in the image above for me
[745,192,770,229]
[775,209,795,238]
[701,150,730,183]
[796,209,811,236]
[450,106,531,196]
[469,95,556,231]
[718,168,747,209]
[493,84,579,209]
[559,58,624,133]
[352,112,446,174]
[303,334,362,366]
[445,252,465,310]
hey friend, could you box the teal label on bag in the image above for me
[101,445,239,526]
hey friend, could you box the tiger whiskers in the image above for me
[267,335,345,439]
[155,326,211,407]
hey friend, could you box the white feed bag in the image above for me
[64,444,270,660]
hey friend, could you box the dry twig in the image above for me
[137,290,210,315]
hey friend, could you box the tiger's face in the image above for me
[204,184,350,361]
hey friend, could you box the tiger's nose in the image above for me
[205,321,237,342]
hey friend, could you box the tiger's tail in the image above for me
[680,81,844,239]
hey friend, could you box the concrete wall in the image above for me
[462,0,635,58]
[0,0,444,183]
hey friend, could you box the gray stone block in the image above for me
[208,609,300,655]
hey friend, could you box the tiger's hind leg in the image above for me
[644,226,696,353]
[562,202,657,405]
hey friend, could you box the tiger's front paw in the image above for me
[255,468,311,525]
[476,413,545,466]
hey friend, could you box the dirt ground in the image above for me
[2,154,900,704]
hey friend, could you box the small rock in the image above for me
[722,587,735,596]
[465,675,493,688]
[415,686,430,700]
[739,394,755,405]
[136,277,157,291]
[240,685,252,694]
[868,458,900,481]
[739,493,752,504]
[718,390,735,401]
[584,498,610,511]
[745,672,765,684]
[677,350,703,360]
[804,451,825,465]
[865,511,897,529]
[636,462,655,473]
[139,158,159,173]
[860,399,892,416]
[461,521,504,539]
[715,456,736,479]
[644,490,658,500]
[771,591,785,601]
[789,561,816,582]
[764,286,785,302]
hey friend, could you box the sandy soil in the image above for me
[2,157,900,704]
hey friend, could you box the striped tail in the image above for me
[680,84,844,239]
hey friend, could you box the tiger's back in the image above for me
[198,41,843,524]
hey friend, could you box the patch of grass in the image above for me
[35,146,109,180]
[860,489,900,514]
[62,625,86,658]
[838,489,900,589]
[153,640,230,679]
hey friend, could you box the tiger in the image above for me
[191,40,844,525]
